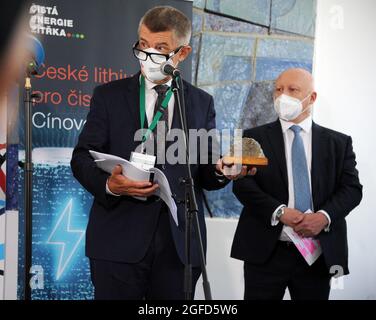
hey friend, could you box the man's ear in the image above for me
[310,91,317,104]
[178,45,192,62]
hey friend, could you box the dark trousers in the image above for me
[90,208,201,300]
[244,241,331,300]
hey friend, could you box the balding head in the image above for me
[276,68,315,93]
[274,68,317,123]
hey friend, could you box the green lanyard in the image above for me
[140,75,174,142]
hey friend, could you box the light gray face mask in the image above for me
[139,48,173,82]
[274,93,312,121]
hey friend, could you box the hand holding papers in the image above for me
[107,165,158,199]
[89,150,178,226]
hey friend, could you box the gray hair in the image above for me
[138,6,191,46]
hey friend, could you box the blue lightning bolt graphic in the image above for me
[47,199,85,280]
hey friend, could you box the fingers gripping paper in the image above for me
[89,150,178,226]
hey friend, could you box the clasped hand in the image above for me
[280,208,329,237]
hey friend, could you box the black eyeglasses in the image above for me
[132,41,183,64]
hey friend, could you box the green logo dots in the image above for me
[67,33,85,40]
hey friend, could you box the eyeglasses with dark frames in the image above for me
[132,41,183,64]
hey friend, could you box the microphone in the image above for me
[25,35,45,75]
[160,61,180,77]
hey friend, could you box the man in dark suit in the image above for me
[71,6,249,300]
[231,68,362,300]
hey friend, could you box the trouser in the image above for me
[90,207,201,300]
[244,241,331,300]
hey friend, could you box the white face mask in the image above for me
[139,48,173,82]
[274,93,312,122]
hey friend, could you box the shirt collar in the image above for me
[280,115,313,134]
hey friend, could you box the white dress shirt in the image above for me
[144,76,174,130]
[271,116,331,241]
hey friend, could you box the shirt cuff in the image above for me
[271,204,286,226]
[317,210,331,232]
[106,179,121,197]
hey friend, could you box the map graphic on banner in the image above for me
[18,0,192,299]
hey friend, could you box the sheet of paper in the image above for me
[90,150,150,180]
[150,167,178,226]
[284,210,322,266]
[89,150,178,226]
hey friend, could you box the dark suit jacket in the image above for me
[231,120,362,275]
[71,72,227,267]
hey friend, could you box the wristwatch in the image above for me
[275,206,285,221]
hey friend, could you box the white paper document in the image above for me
[89,150,178,226]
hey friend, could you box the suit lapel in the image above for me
[123,72,143,131]
[171,81,190,131]
[183,83,193,129]
[311,122,327,210]
[266,120,288,188]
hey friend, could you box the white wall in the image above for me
[313,0,376,299]
[197,0,376,300]
[195,218,244,300]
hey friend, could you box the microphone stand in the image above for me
[172,74,212,300]
[23,63,39,300]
